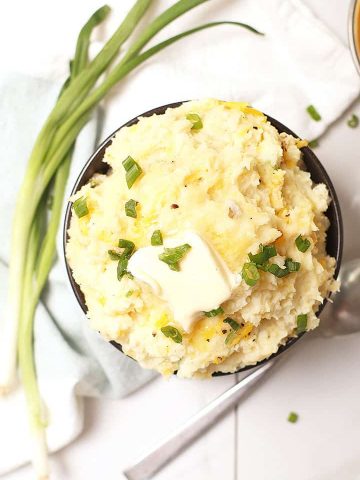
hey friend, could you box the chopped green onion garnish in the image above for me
[296,313,308,334]
[126,290,134,297]
[204,307,224,317]
[122,155,142,189]
[287,412,299,423]
[186,113,203,130]
[117,256,129,280]
[308,139,319,148]
[295,234,311,252]
[347,114,359,128]
[151,229,163,246]
[242,262,260,286]
[267,263,289,278]
[125,199,138,218]
[73,196,88,218]
[249,244,276,265]
[159,243,191,271]
[306,105,321,122]
[225,331,238,345]
[122,155,135,171]
[223,317,240,331]
[284,258,301,272]
[118,239,135,256]
[108,249,122,261]
[161,325,182,343]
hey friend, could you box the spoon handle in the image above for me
[123,359,276,480]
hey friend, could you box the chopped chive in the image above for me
[108,249,122,261]
[73,196,88,218]
[288,412,299,423]
[161,325,182,343]
[118,239,135,256]
[126,290,134,297]
[159,243,191,271]
[249,244,276,265]
[122,155,135,171]
[295,234,311,253]
[225,331,238,345]
[223,317,240,331]
[151,229,163,246]
[204,307,224,317]
[296,313,308,334]
[308,139,319,149]
[242,262,260,286]
[186,113,203,130]
[125,199,138,218]
[257,262,270,272]
[117,256,129,280]
[267,263,289,278]
[306,105,321,122]
[347,114,359,128]
[284,258,301,272]
[122,155,142,189]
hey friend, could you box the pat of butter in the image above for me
[128,231,239,332]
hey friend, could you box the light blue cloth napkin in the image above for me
[0,72,156,474]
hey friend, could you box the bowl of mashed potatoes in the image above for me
[64,99,342,378]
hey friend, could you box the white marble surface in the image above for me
[2,0,360,479]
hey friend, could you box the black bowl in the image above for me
[63,101,343,376]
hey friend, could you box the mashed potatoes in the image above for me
[66,99,337,378]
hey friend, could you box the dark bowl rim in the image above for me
[63,100,343,377]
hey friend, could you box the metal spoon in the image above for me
[123,259,360,480]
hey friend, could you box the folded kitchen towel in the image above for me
[0,0,359,475]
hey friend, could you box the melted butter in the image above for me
[128,232,239,332]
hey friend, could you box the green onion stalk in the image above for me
[0,0,262,476]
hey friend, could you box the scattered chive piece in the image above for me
[126,290,134,297]
[223,317,240,331]
[306,105,321,122]
[73,196,88,218]
[225,331,238,345]
[288,412,299,423]
[186,113,203,130]
[267,263,289,278]
[204,307,224,317]
[125,199,138,218]
[118,239,135,256]
[151,229,163,246]
[295,234,311,253]
[347,114,359,128]
[249,244,276,265]
[109,239,136,281]
[122,155,135,171]
[161,325,182,343]
[117,256,129,280]
[159,243,191,271]
[285,258,301,272]
[308,139,319,149]
[122,155,142,189]
[242,262,260,286]
[108,249,122,261]
[296,313,308,334]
